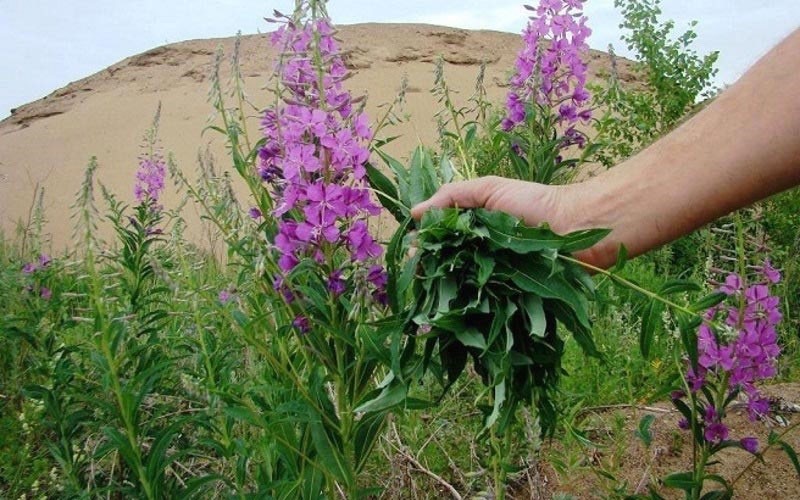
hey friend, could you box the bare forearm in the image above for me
[574,28,800,268]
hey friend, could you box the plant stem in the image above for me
[559,255,704,320]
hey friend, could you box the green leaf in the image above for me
[659,280,702,296]
[635,414,655,448]
[408,146,439,207]
[700,491,731,500]
[354,411,388,472]
[639,301,663,359]
[521,294,546,337]
[560,228,612,253]
[485,380,507,429]
[365,162,406,222]
[776,439,800,478]
[309,420,352,486]
[510,260,589,328]
[376,149,411,207]
[662,471,698,492]
[436,277,458,313]
[613,244,629,271]
[354,380,406,413]
[454,327,487,351]
[691,292,726,312]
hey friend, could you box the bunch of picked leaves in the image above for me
[409,207,607,434]
[366,147,608,435]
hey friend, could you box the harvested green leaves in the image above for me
[401,207,609,434]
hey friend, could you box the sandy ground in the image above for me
[0,23,636,251]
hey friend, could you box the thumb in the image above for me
[410,177,497,219]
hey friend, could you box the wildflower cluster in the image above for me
[503,0,593,132]
[676,260,782,452]
[21,253,53,300]
[133,142,166,205]
[260,9,386,308]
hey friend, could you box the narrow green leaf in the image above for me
[635,414,655,448]
[690,292,726,312]
[776,439,800,478]
[309,420,352,486]
[354,381,406,413]
[365,162,406,222]
[640,301,663,359]
[354,411,388,472]
[662,471,698,491]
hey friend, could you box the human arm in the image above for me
[411,29,800,269]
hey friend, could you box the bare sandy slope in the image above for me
[0,23,636,250]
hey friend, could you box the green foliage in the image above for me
[592,0,719,166]
[406,207,607,436]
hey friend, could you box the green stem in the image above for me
[490,426,507,500]
[559,255,704,320]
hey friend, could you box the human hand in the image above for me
[410,175,616,269]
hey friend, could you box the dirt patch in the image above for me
[524,383,800,499]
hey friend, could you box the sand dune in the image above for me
[0,23,636,250]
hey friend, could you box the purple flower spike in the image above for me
[504,0,592,130]
[249,207,263,219]
[260,12,386,304]
[134,149,166,204]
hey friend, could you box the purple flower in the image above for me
[704,422,729,443]
[293,315,310,334]
[134,148,166,204]
[273,276,295,303]
[746,396,770,421]
[759,259,781,284]
[219,289,233,304]
[719,273,742,295]
[367,265,388,289]
[347,221,383,262]
[504,0,592,130]
[740,437,759,454]
[40,287,52,300]
[327,269,346,296]
[22,262,37,274]
[702,405,718,422]
[38,254,52,268]
[249,207,263,219]
[677,418,690,430]
[260,13,387,305]
[685,365,706,392]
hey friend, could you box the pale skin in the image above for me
[412,29,800,270]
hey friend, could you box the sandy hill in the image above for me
[0,23,637,250]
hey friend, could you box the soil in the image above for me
[516,383,800,499]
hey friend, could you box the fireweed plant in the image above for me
[217,2,395,496]
[657,261,796,498]
[501,0,597,184]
